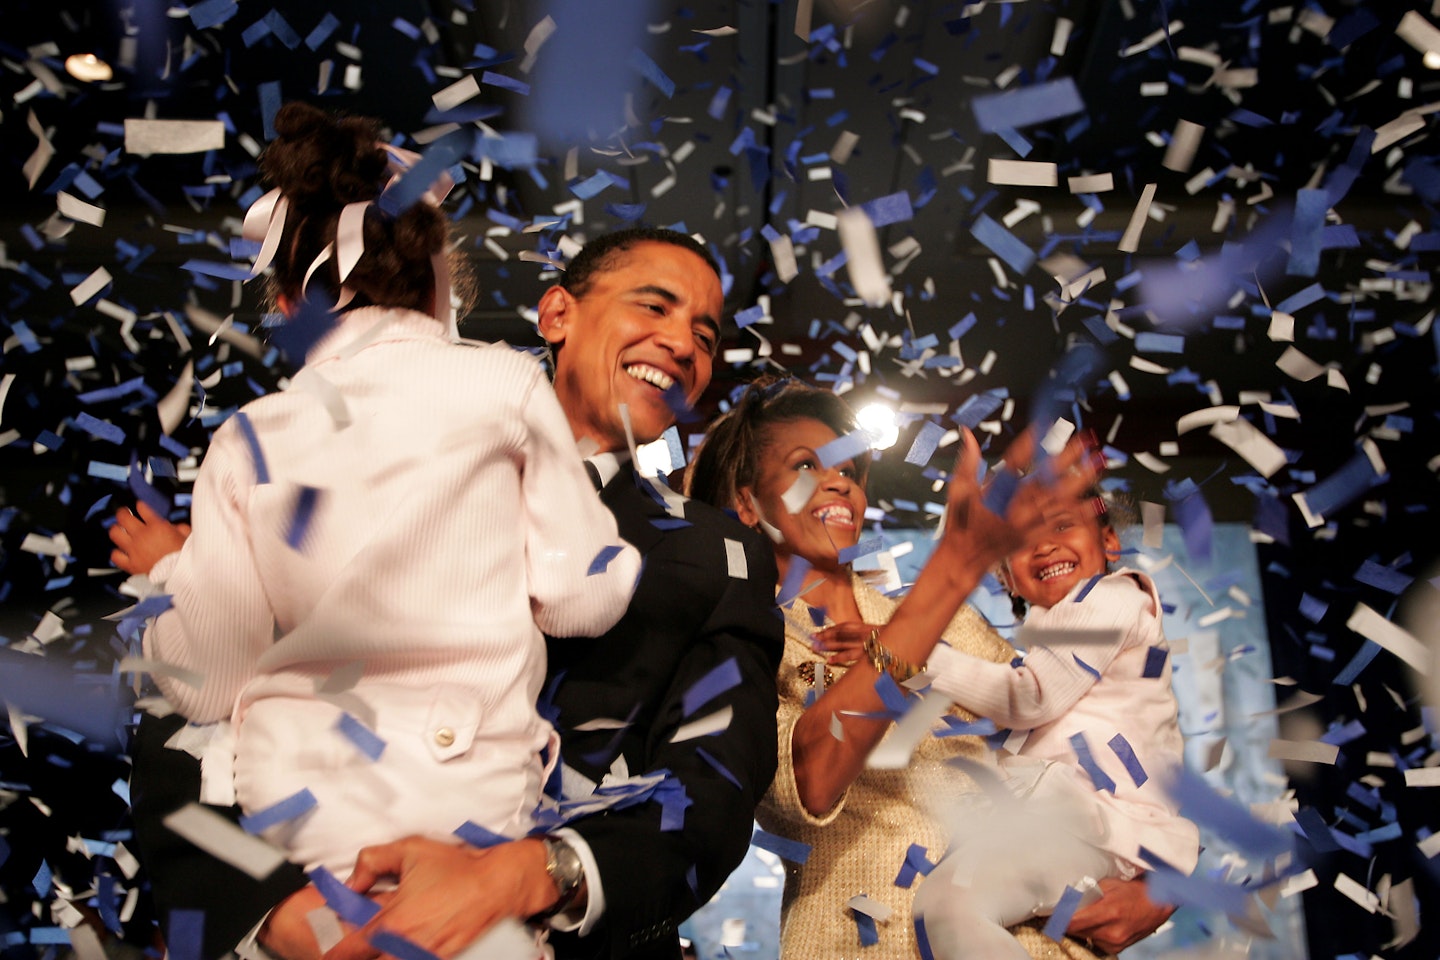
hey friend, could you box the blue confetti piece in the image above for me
[569,170,622,200]
[166,910,204,960]
[258,81,282,141]
[239,788,317,833]
[837,537,884,565]
[628,47,675,98]
[1333,639,1381,685]
[232,412,270,485]
[378,129,472,218]
[128,461,170,517]
[1041,885,1084,942]
[1107,733,1148,787]
[859,191,914,227]
[853,909,879,947]
[695,746,742,790]
[750,827,811,863]
[734,304,766,328]
[73,412,124,444]
[972,78,1084,133]
[1169,767,1290,857]
[181,260,253,281]
[32,860,51,897]
[368,932,439,960]
[981,467,1020,517]
[1286,189,1327,277]
[453,820,509,848]
[915,914,936,960]
[682,656,741,717]
[1069,732,1116,794]
[1169,487,1213,568]
[1141,646,1168,679]
[481,71,531,95]
[873,672,910,716]
[304,12,339,50]
[1354,559,1412,594]
[893,843,935,888]
[188,0,238,30]
[1303,447,1385,518]
[970,213,1035,275]
[1134,332,1185,354]
[655,778,692,831]
[88,461,128,482]
[1072,573,1103,603]
[587,543,626,575]
[708,85,732,120]
[776,556,812,608]
[815,428,871,468]
[904,421,945,466]
[952,391,1003,428]
[311,865,382,926]
[336,712,385,761]
[1275,283,1326,315]
[1072,654,1101,682]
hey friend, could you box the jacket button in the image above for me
[434,727,456,747]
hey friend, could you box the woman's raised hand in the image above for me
[938,427,1099,568]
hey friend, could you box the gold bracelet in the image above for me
[862,628,921,683]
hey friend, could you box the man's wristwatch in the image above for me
[541,835,585,915]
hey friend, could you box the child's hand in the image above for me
[938,427,1099,567]
[109,502,191,575]
[812,622,880,666]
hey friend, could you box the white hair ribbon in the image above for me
[300,242,334,298]
[247,195,288,279]
[241,187,282,243]
[335,201,370,284]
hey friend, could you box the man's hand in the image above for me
[1067,877,1175,955]
[109,502,191,575]
[258,887,328,960]
[810,622,879,666]
[324,837,557,960]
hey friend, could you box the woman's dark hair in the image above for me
[685,374,870,516]
[259,101,476,315]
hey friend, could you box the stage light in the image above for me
[65,53,113,83]
[856,402,899,451]
[1425,50,1440,70]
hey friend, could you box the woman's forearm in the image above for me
[790,542,990,815]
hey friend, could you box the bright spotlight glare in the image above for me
[1425,50,1440,70]
[65,53,113,83]
[856,402,899,451]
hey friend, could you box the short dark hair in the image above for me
[560,227,722,298]
[685,375,870,514]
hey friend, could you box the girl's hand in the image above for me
[937,428,1099,569]
[812,621,881,666]
[108,502,191,575]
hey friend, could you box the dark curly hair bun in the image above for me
[257,101,472,316]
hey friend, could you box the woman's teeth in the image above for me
[814,505,852,525]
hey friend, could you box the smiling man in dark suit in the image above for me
[128,228,783,960]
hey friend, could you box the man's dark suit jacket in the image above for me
[130,468,783,960]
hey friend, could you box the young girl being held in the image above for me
[913,492,1198,960]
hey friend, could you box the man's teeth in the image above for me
[814,505,852,525]
[1037,561,1076,581]
[626,365,675,390]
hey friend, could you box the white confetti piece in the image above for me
[1268,311,1295,341]
[987,159,1058,187]
[1279,869,1318,897]
[432,74,480,112]
[157,360,194,436]
[519,15,557,73]
[693,25,738,37]
[1176,405,1240,434]
[1067,172,1114,193]
[1209,417,1288,478]
[837,207,891,308]
[1347,603,1429,675]
[723,538,748,580]
[671,705,733,743]
[1333,873,1380,913]
[124,119,225,155]
[1118,183,1158,253]
[306,907,344,953]
[162,803,287,879]
[1267,739,1340,764]
[70,267,112,306]
[1275,345,1326,381]
[846,894,894,922]
[867,693,952,770]
[23,109,55,189]
[57,192,106,227]
[1420,832,1440,859]
[769,233,798,283]
[1162,120,1205,173]
[1395,10,1440,55]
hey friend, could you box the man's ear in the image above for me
[735,487,760,527]
[537,286,573,346]
[1102,526,1122,564]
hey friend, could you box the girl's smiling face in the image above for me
[1001,502,1120,609]
[736,417,868,575]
